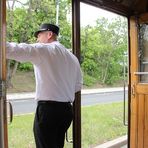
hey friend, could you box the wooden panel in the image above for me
[130,16,139,148]
[130,93,138,148]
[144,95,148,147]
[130,17,139,82]
[137,94,144,148]
[139,13,148,23]
[80,0,129,16]
[80,0,148,17]
[136,84,148,94]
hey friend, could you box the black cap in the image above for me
[34,23,59,38]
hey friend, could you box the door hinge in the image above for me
[131,84,135,97]
[0,80,6,98]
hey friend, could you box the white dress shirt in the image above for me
[6,41,82,102]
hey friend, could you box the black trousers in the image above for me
[33,101,73,148]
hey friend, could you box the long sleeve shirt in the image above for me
[6,41,82,102]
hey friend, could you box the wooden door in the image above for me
[130,13,148,148]
[0,0,8,147]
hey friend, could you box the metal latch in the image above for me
[0,80,6,97]
[131,84,135,97]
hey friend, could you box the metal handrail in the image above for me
[134,72,148,75]
[7,101,13,124]
[123,83,128,126]
[66,130,73,143]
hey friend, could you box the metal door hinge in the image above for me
[131,84,135,97]
[0,80,6,98]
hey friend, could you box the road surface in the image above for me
[9,91,128,115]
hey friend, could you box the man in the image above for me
[6,23,82,148]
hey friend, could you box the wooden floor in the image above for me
[94,135,127,148]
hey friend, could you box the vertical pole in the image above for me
[72,0,80,59]
[72,0,81,148]
[56,0,59,26]
[0,0,8,147]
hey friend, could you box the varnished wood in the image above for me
[137,94,144,148]
[81,0,148,17]
[0,0,8,147]
[129,16,139,148]
[144,95,148,147]
[130,13,148,148]
[136,84,148,94]
[138,13,148,23]
[72,0,81,148]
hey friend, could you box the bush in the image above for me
[18,62,33,71]
[83,74,97,87]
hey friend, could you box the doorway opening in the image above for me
[80,3,128,147]
[5,0,129,148]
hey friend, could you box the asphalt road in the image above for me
[9,91,128,115]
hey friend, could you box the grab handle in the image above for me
[66,130,73,143]
[123,83,128,126]
[7,101,13,124]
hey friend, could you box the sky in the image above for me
[80,2,120,26]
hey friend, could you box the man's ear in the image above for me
[48,31,53,39]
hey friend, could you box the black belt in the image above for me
[38,100,71,105]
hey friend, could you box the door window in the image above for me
[138,23,148,82]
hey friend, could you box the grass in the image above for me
[81,102,127,148]
[8,102,127,148]
[8,114,35,148]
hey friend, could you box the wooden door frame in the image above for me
[72,0,81,148]
[127,17,131,148]
[0,0,82,148]
[72,2,148,148]
[72,1,131,148]
[3,1,147,148]
[129,13,148,148]
[0,0,8,148]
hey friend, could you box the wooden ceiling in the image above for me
[80,0,148,17]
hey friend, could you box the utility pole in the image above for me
[56,0,59,25]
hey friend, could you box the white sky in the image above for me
[80,2,119,26]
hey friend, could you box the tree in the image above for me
[6,0,72,88]
[6,0,128,87]
[81,16,128,85]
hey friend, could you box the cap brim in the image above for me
[34,29,47,38]
[34,31,40,38]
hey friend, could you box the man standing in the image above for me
[6,23,82,148]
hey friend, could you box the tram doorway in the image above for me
[80,3,128,147]
[1,0,148,148]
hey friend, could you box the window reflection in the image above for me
[138,24,148,82]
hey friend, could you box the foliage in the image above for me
[6,0,72,86]
[81,16,128,85]
[83,74,97,86]
[7,0,71,43]
[18,62,33,71]
[6,0,128,87]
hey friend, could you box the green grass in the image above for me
[8,102,127,148]
[8,114,35,148]
[81,102,127,148]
